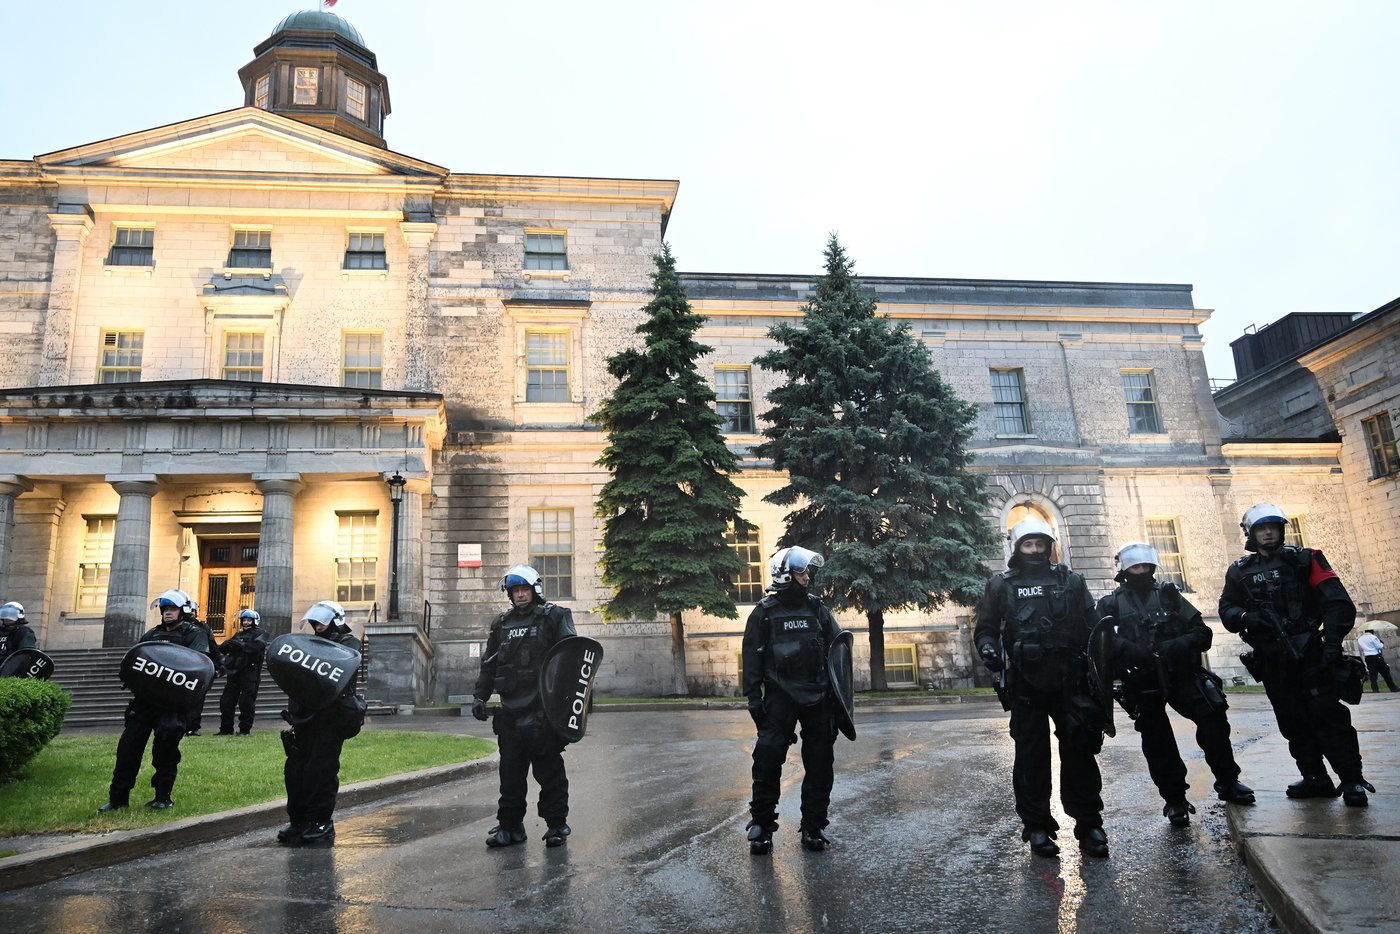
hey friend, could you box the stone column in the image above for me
[102,476,159,647]
[394,477,430,628]
[41,209,95,386]
[254,474,303,637]
[0,476,33,599]
[399,220,438,392]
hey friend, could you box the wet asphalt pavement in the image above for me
[2,700,1290,933]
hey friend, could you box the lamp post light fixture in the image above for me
[387,471,407,620]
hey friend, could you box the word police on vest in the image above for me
[119,642,216,711]
[539,635,606,745]
[1018,586,1046,598]
[266,633,362,711]
[0,647,55,680]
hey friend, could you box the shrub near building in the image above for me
[0,679,71,780]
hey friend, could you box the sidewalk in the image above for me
[1225,692,1400,934]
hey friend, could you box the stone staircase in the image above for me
[45,648,291,730]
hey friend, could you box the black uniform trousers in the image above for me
[1126,678,1240,801]
[1258,646,1363,783]
[494,709,569,828]
[749,690,837,832]
[1009,687,1103,835]
[219,668,262,733]
[109,700,186,804]
[1364,655,1399,692]
[284,714,348,826]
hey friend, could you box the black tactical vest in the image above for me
[999,564,1084,691]
[760,595,830,706]
[1105,584,1179,649]
[491,604,563,710]
[1233,548,1316,635]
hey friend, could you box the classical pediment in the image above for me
[35,107,445,181]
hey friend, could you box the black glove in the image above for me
[471,699,488,721]
[1157,637,1193,662]
[1116,637,1154,667]
[747,700,765,730]
[979,644,1004,673]
[1322,642,1344,667]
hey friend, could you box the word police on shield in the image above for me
[267,634,361,711]
[538,635,604,744]
[120,642,215,712]
[0,647,55,680]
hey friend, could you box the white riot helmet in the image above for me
[1114,542,1161,582]
[238,609,261,627]
[154,589,197,619]
[1241,503,1287,552]
[1010,518,1057,551]
[770,546,824,590]
[500,564,544,602]
[0,601,25,623]
[302,600,346,630]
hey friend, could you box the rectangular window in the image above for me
[76,516,116,611]
[529,508,574,599]
[1145,517,1190,590]
[1362,412,1399,478]
[716,366,755,433]
[1122,370,1165,434]
[524,231,567,271]
[293,66,319,105]
[254,74,270,109]
[98,330,143,383]
[107,226,154,267]
[222,332,265,382]
[344,231,387,270]
[1284,516,1307,549]
[342,331,384,389]
[228,228,272,269]
[726,525,764,604]
[884,644,918,687]
[991,368,1030,434]
[335,512,378,603]
[525,330,570,402]
[346,77,367,120]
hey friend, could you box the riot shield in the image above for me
[0,648,55,680]
[828,630,856,741]
[538,636,604,744]
[1086,617,1117,738]
[266,634,361,711]
[120,642,215,712]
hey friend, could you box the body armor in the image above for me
[486,603,571,711]
[995,565,1088,692]
[758,595,833,706]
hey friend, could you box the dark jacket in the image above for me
[0,623,37,662]
[973,561,1097,692]
[473,600,576,712]
[742,589,842,707]
[220,625,269,677]
[1098,580,1211,681]
[1219,546,1356,656]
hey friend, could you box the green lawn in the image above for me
[0,730,495,836]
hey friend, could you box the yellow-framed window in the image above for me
[525,329,570,402]
[221,331,265,382]
[76,515,116,611]
[885,644,918,686]
[343,330,384,389]
[98,329,143,384]
[334,511,378,604]
[716,366,755,433]
[293,66,319,105]
[1121,369,1165,434]
[346,77,367,120]
[344,230,387,270]
[107,225,154,266]
[524,230,567,271]
[529,508,574,599]
[1145,517,1190,590]
[726,524,764,604]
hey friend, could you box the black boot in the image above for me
[1025,829,1060,858]
[1286,775,1340,799]
[486,824,527,848]
[1077,826,1109,859]
[746,820,775,855]
[1215,780,1256,804]
[300,820,336,847]
[1163,800,1196,828]
[147,795,174,810]
[1341,780,1375,808]
[277,823,307,845]
[543,823,571,848]
[96,800,128,815]
[800,828,830,852]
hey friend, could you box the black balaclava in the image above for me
[1125,570,1156,594]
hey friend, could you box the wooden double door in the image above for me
[200,538,258,638]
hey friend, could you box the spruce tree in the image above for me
[755,235,999,690]
[594,243,751,695]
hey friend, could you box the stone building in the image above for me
[0,10,1382,702]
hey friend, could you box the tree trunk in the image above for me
[868,608,888,692]
[670,611,690,696]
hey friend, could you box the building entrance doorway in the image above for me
[200,538,258,638]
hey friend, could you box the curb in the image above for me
[0,754,499,894]
[1224,805,1311,934]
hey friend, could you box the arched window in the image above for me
[998,496,1067,564]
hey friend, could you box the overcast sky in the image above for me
[4,0,1396,381]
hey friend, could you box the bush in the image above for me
[0,679,72,780]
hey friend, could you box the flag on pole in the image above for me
[322,0,338,9]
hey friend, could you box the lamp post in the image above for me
[386,471,406,620]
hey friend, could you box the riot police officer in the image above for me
[1219,504,1374,806]
[1098,542,1255,828]
[471,564,577,848]
[184,598,223,736]
[0,601,37,664]
[278,600,363,847]
[742,546,843,855]
[974,518,1108,859]
[98,589,211,813]
[217,609,269,735]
